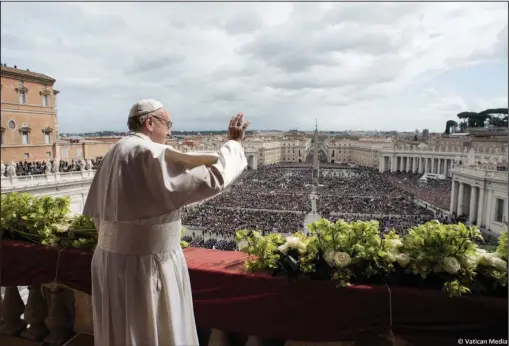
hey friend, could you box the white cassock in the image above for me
[83,132,247,346]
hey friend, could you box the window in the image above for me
[46,151,52,158]
[44,133,51,144]
[8,120,16,130]
[76,149,83,158]
[63,148,69,159]
[0,130,3,145]
[42,95,49,106]
[24,153,29,159]
[19,91,26,104]
[21,132,29,145]
[495,199,505,223]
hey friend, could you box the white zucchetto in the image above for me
[129,99,164,118]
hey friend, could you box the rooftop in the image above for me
[0,65,56,84]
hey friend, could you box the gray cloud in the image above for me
[1,2,506,133]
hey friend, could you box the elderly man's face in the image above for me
[148,109,171,144]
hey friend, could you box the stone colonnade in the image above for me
[379,155,455,176]
[450,179,486,225]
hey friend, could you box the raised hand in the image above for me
[227,113,250,142]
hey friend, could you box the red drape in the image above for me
[1,240,507,343]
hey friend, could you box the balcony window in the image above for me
[42,127,53,145]
[19,91,27,104]
[24,152,29,159]
[19,126,31,145]
[46,151,52,158]
[495,198,505,223]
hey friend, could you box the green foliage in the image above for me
[402,221,482,296]
[236,230,286,271]
[456,108,508,129]
[1,193,71,246]
[496,230,508,261]
[309,218,397,287]
[1,192,189,251]
[236,219,507,297]
[444,120,458,134]
[180,226,189,249]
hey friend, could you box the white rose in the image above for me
[333,252,351,268]
[285,237,301,248]
[323,250,335,266]
[479,253,502,267]
[491,257,508,272]
[387,252,397,263]
[476,248,488,256]
[396,253,410,268]
[278,244,289,255]
[481,253,507,272]
[387,239,403,250]
[442,257,461,275]
[54,223,68,233]
[461,253,479,268]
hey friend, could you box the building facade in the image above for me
[450,165,508,235]
[1,65,59,162]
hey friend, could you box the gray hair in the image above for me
[127,108,166,132]
[127,114,149,132]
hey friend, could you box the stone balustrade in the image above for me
[0,170,96,191]
[452,166,508,181]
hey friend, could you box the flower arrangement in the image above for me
[236,219,508,297]
[1,192,190,250]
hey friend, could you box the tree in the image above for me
[478,108,508,127]
[457,112,487,128]
[456,108,508,129]
[445,120,458,135]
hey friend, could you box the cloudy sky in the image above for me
[1,2,507,133]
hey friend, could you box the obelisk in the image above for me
[312,119,319,186]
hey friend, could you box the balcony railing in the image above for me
[0,170,96,190]
[1,239,507,346]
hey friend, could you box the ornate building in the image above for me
[1,65,60,162]
[450,161,508,235]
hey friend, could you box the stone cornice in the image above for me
[42,127,54,133]
[40,89,51,96]
[15,86,28,93]
[19,126,31,133]
[1,68,56,85]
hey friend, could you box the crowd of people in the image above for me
[205,191,310,211]
[382,172,451,211]
[318,195,432,216]
[181,166,452,248]
[182,206,304,234]
[1,158,103,177]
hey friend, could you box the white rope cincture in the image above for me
[383,277,397,346]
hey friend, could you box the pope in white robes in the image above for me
[83,99,250,346]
